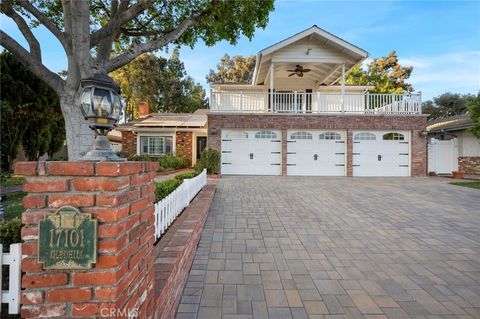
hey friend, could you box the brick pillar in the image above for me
[15,161,159,318]
[346,130,353,176]
[176,132,193,166]
[121,131,137,157]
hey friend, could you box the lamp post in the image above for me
[79,73,126,161]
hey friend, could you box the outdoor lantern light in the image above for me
[79,73,126,161]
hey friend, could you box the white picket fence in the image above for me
[1,243,21,314]
[154,169,207,240]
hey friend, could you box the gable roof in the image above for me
[252,25,369,85]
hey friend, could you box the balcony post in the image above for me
[294,91,298,113]
[316,91,320,113]
[210,88,213,111]
[341,63,345,113]
[240,90,243,111]
[270,62,275,112]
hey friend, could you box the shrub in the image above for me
[0,218,22,251]
[196,148,220,174]
[159,154,189,170]
[155,178,182,201]
[127,154,153,161]
[175,170,201,181]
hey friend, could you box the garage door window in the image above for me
[354,132,376,140]
[226,131,248,139]
[383,132,405,140]
[319,132,341,140]
[255,131,277,139]
[290,132,312,140]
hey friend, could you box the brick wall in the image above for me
[121,131,137,157]
[458,157,480,176]
[15,161,159,318]
[175,131,193,166]
[208,114,428,176]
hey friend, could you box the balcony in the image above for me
[210,92,422,115]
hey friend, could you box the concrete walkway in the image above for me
[176,176,480,319]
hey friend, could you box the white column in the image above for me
[270,62,274,112]
[341,63,345,113]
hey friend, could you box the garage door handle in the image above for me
[378,154,383,161]
[249,153,254,160]
[314,154,318,161]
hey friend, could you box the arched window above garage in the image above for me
[226,131,248,139]
[319,132,342,140]
[383,132,405,140]
[290,131,313,140]
[354,132,376,140]
[255,131,277,139]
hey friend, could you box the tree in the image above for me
[467,93,480,138]
[111,50,207,120]
[0,51,65,169]
[206,54,256,83]
[422,92,476,119]
[0,1,274,160]
[346,51,413,93]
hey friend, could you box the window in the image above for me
[226,131,248,139]
[255,131,277,139]
[319,132,342,140]
[139,136,173,155]
[290,132,312,140]
[383,132,405,140]
[354,132,376,141]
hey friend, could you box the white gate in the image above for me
[1,243,21,315]
[428,138,458,175]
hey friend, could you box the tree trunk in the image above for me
[59,92,94,161]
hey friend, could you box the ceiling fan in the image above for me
[287,65,311,77]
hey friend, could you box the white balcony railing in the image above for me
[210,92,422,114]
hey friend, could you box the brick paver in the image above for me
[176,177,480,318]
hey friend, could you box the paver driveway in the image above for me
[176,177,480,319]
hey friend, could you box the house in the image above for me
[208,25,427,176]
[118,103,208,166]
[427,114,480,176]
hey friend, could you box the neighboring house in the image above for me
[118,106,208,166]
[427,114,480,176]
[208,25,427,176]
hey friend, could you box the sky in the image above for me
[1,0,479,101]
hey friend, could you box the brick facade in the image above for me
[175,131,193,165]
[121,131,137,157]
[16,161,159,318]
[458,156,480,176]
[208,113,428,176]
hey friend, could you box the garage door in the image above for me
[287,130,346,176]
[353,131,410,176]
[221,130,281,175]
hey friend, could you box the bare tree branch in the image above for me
[104,15,198,73]
[0,31,64,93]
[90,0,154,47]
[1,2,42,61]
[17,0,67,49]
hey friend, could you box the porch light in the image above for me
[79,73,125,161]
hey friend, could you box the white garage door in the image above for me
[287,130,346,176]
[221,130,282,175]
[353,131,410,176]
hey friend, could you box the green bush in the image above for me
[155,178,182,201]
[127,154,153,161]
[159,154,189,170]
[175,170,201,181]
[0,218,22,251]
[196,148,220,174]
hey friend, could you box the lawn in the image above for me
[1,191,25,219]
[450,181,480,190]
